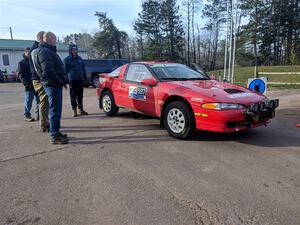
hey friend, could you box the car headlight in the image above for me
[202,103,245,110]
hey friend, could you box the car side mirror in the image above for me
[141,78,157,86]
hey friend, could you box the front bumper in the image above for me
[194,99,279,133]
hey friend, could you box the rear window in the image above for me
[109,66,123,77]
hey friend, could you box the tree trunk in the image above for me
[187,0,191,66]
[192,1,196,64]
[197,24,201,65]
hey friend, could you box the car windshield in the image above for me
[151,64,210,81]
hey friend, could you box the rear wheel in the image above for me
[101,91,119,116]
[163,101,195,139]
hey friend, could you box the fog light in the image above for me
[254,113,260,122]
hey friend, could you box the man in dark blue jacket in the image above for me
[64,44,88,117]
[18,47,40,122]
[32,32,69,144]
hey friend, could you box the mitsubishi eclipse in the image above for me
[96,62,279,139]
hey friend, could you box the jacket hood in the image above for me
[69,44,78,56]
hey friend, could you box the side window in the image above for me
[109,66,122,77]
[126,64,152,82]
[2,55,9,66]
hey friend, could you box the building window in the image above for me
[2,55,9,66]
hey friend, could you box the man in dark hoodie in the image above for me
[30,31,50,132]
[32,32,69,144]
[18,47,40,121]
[64,44,88,117]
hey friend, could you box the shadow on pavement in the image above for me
[62,124,161,133]
[63,108,300,148]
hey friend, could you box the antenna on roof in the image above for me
[9,27,13,40]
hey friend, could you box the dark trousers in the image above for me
[44,86,63,139]
[69,80,84,110]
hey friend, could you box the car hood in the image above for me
[168,80,265,105]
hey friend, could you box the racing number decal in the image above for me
[129,86,147,100]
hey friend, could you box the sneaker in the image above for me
[58,132,68,139]
[40,126,50,132]
[73,109,78,117]
[50,136,68,145]
[79,108,88,116]
[24,116,35,122]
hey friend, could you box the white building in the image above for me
[0,39,88,74]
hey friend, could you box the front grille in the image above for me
[227,121,252,128]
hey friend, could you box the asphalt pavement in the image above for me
[0,83,299,225]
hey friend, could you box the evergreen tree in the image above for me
[94,12,128,59]
[134,0,163,58]
[161,0,185,60]
[134,0,184,61]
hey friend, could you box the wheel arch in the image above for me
[160,95,194,127]
[99,88,113,109]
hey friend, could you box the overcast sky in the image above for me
[0,0,141,40]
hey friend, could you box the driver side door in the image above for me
[119,64,158,116]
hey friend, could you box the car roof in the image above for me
[131,61,174,66]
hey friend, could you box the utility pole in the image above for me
[231,0,239,83]
[9,27,13,40]
[223,0,230,80]
[227,0,234,81]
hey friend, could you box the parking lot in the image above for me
[0,83,299,225]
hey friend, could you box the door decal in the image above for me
[129,86,147,100]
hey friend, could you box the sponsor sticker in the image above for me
[129,86,147,100]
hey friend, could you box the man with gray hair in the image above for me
[32,31,69,144]
[30,31,50,132]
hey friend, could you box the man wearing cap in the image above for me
[64,44,88,117]
[18,47,40,122]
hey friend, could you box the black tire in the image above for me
[163,101,195,139]
[101,90,119,116]
[92,75,100,88]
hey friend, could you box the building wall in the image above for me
[0,49,87,74]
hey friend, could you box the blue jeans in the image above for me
[44,87,63,139]
[24,90,40,117]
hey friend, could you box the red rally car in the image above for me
[96,62,279,139]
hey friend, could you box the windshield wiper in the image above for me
[161,77,209,81]
[188,77,210,80]
[161,77,189,81]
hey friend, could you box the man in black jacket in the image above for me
[18,47,40,121]
[32,32,69,144]
[30,31,50,132]
[64,44,88,117]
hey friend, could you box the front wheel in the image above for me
[101,91,119,116]
[163,101,195,139]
